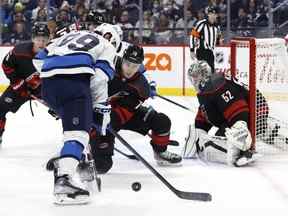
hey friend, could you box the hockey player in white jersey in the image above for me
[38,30,120,205]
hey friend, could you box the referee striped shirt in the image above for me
[190,19,220,53]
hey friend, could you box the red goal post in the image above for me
[230,37,288,154]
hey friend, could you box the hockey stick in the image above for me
[114,147,139,161]
[156,94,193,112]
[109,127,212,201]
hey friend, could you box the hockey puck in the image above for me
[131,182,141,192]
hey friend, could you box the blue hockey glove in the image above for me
[149,81,157,98]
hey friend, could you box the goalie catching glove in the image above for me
[93,102,111,136]
[225,121,252,151]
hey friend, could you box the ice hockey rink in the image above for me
[0,96,287,216]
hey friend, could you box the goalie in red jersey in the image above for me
[182,61,267,166]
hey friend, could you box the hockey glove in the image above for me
[25,72,41,90]
[93,102,111,136]
[11,79,30,98]
[225,121,252,151]
[149,81,157,98]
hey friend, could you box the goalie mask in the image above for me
[188,60,212,92]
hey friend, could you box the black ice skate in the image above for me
[54,174,90,205]
[154,150,182,166]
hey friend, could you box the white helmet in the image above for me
[95,23,121,50]
[112,24,123,40]
[187,60,212,92]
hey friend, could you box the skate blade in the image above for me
[156,160,182,167]
[235,153,263,167]
[54,194,90,205]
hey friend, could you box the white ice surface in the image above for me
[0,97,287,216]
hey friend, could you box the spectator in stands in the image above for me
[162,0,182,23]
[134,10,155,44]
[34,8,48,22]
[77,7,88,22]
[246,0,257,26]
[174,9,196,43]
[56,9,72,29]
[154,13,173,44]
[217,0,227,27]
[255,2,269,26]
[9,9,31,33]
[217,0,227,12]
[116,10,134,41]
[3,21,30,45]
[32,0,47,20]
[196,8,205,21]
[0,0,13,26]
[152,0,162,18]
[111,0,123,23]
[94,1,112,23]
[232,8,248,28]
[208,0,217,8]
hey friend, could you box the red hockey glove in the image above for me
[25,72,41,90]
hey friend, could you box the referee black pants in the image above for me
[196,49,215,73]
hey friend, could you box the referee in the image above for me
[190,6,222,73]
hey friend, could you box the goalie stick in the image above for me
[109,127,212,201]
[156,94,193,112]
[115,147,139,160]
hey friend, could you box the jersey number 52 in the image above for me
[221,90,234,103]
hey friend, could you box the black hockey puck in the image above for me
[131,182,141,192]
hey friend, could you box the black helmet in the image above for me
[123,45,144,64]
[206,6,218,14]
[87,10,105,25]
[32,23,50,38]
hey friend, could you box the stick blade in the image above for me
[176,190,212,201]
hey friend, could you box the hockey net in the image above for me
[230,37,288,155]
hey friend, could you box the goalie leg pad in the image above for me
[182,126,209,159]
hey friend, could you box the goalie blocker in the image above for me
[183,61,264,166]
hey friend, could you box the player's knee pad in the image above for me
[151,112,171,135]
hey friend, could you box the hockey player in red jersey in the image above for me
[0,23,49,145]
[182,61,263,166]
[89,44,182,174]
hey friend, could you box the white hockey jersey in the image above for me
[39,31,116,80]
